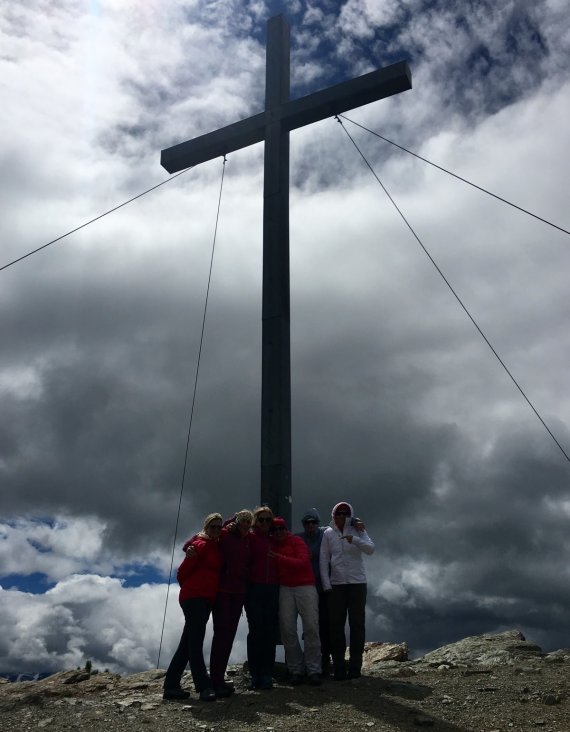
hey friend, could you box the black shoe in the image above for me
[290,674,304,686]
[333,667,347,681]
[199,687,217,702]
[347,667,361,679]
[259,675,274,690]
[214,683,235,698]
[163,688,191,700]
[308,674,322,686]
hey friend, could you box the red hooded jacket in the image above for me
[272,533,315,587]
[177,534,222,604]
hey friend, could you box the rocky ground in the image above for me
[1,630,569,732]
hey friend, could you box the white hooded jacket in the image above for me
[319,502,375,591]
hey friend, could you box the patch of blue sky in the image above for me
[114,563,167,587]
[255,5,409,96]
[0,572,56,594]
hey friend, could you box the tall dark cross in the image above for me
[161,15,411,526]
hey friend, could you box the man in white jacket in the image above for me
[319,501,374,680]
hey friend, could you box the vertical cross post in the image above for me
[160,15,411,529]
[260,16,292,525]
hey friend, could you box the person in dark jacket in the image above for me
[244,505,279,690]
[271,517,321,685]
[163,513,223,702]
[295,508,332,675]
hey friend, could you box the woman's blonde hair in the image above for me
[253,505,274,521]
[202,513,223,532]
[235,509,254,524]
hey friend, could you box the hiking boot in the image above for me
[214,683,234,698]
[199,688,217,702]
[290,674,305,686]
[333,666,347,681]
[259,675,274,690]
[308,674,322,686]
[163,688,191,701]
[347,666,362,679]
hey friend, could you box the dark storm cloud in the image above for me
[0,242,264,553]
[362,421,570,654]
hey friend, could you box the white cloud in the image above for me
[0,575,175,673]
[0,568,251,674]
[0,517,174,582]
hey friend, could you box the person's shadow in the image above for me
[190,673,474,731]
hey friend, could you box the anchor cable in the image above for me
[0,167,193,273]
[156,156,228,669]
[335,115,570,465]
[338,114,570,239]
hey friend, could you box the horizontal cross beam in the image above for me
[161,61,411,173]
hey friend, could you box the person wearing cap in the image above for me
[295,508,332,675]
[319,502,374,681]
[269,517,322,686]
[163,513,223,702]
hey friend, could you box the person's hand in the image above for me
[354,520,365,531]
[341,534,353,543]
[226,521,237,533]
[185,545,197,558]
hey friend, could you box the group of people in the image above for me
[163,502,375,702]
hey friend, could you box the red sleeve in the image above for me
[177,555,197,585]
[276,535,310,569]
[182,533,199,553]
[177,538,207,585]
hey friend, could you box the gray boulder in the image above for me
[417,630,543,668]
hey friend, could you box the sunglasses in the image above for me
[208,524,223,530]
[303,519,318,525]
[257,517,272,523]
[335,511,349,517]
[273,527,286,532]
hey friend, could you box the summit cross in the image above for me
[161,15,411,526]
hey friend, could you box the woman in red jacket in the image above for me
[163,513,223,702]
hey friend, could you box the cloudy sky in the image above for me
[1,0,569,675]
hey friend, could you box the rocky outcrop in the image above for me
[414,629,544,669]
[362,641,409,666]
